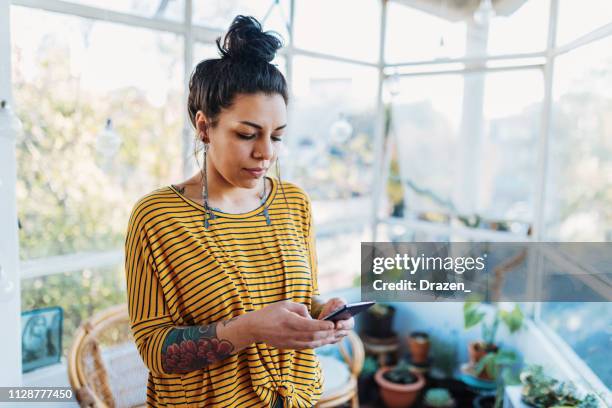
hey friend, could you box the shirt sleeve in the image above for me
[124,205,174,375]
[304,194,320,297]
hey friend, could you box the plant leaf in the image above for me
[500,304,523,333]
[464,307,485,329]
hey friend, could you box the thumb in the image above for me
[283,301,311,319]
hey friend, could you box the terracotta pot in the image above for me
[408,332,430,365]
[468,341,498,380]
[375,366,425,408]
[468,341,497,365]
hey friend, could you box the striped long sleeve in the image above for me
[123,177,323,407]
[125,204,174,376]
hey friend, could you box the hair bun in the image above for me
[217,15,283,63]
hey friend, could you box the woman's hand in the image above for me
[246,300,338,350]
[316,297,355,342]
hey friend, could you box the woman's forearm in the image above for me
[161,313,256,374]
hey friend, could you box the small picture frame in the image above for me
[21,306,63,372]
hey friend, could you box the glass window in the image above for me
[193,0,291,41]
[545,35,612,241]
[487,0,549,55]
[290,56,378,200]
[21,265,126,357]
[294,0,380,63]
[556,0,612,46]
[193,42,219,67]
[315,229,365,293]
[385,2,466,63]
[58,0,184,21]
[11,7,184,260]
[390,73,463,219]
[391,69,542,230]
[540,302,611,389]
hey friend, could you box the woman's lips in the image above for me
[244,168,265,177]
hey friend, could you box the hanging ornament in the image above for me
[96,118,122,159]
[329,113,353,144]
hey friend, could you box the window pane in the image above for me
[545,35,612,241]
[59,0,184,21]
[487,0,549,55]
[316,230,364,292]
[21,265,126,358]
[386,2,466,63]
[556,0,612,46]
[193,0,291,41]
[11,7,184,259]
[290,56,378,200]
[294,0,380,63]
[193,42,219,67]
[541,303,611,389]
[391,69,542,229]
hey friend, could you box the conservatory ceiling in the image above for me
[392,0,530,21]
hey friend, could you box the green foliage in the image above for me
[13,24,182,260]
[499,304,524,333]
[463,302,523,346]
[463,301,486,329]
[383,360,418,385]
[474,349,519,381]
[520,365,600,408]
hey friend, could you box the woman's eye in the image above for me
[272,136,283,142]
[238,133,256,139]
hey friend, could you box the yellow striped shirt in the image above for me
[124,177,323,407]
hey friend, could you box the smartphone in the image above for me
[321,301,376,322]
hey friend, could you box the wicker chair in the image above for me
[68,304,364,408]
[315,331,365,408]
[67,304,148,408]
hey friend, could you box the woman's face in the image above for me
[201,92,287,189]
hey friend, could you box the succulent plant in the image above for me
[382,359,418,385]
[424,388,454,407]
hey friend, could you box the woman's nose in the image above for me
[254,136,274,160]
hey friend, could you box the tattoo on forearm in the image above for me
[162,322,235,373]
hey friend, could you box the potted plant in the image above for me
[407,331,430,365]
[424,388,455,408]
[363,303,396,339]
[464,301,523,369]
[520,365,600,408]
[474,347,521,408]
[375,359,425,408]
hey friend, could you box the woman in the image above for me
[125,15,354,408]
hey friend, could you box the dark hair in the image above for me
[187,15,288,130]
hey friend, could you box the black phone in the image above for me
[321,301,376,322]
